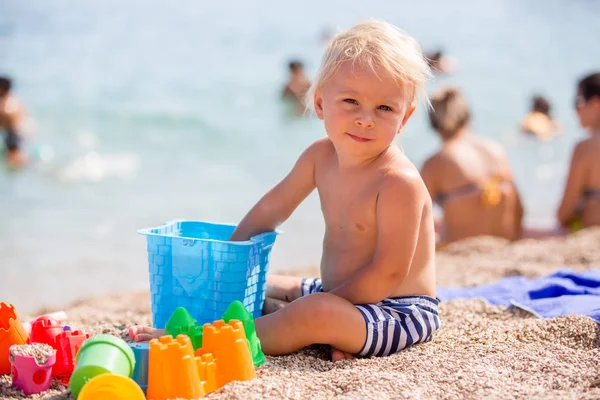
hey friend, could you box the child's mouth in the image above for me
[346,133,372,143]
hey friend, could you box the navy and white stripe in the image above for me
[301,278,441,357]
[301,277,324,296]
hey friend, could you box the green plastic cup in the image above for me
[69,334,136,399]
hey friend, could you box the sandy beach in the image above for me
[2,228,599,400]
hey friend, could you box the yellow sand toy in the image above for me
[78,374,145,400]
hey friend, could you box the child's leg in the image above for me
[255,292,366,356]
[265,274,303,302]
[130,292,366,357]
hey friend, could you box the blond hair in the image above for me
[428,87,471,138]
[306,20,432,109]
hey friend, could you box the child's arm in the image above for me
[557,142,587,226]
[329,171,424,304]
[229,140,321,241]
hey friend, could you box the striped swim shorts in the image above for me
[301,278,441,358]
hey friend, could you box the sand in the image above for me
[9,344,54,366]
[1,228,599,399]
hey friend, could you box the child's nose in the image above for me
[354,113,374,129]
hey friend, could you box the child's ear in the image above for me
[397,104,416,133]
[314,90,325,120]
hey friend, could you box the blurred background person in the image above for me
[557,72,600,230]
[421,87,524,245]
[425,50,457,75]
[0,76,27,168]
[282,60,311,115]
[521,95,559,140]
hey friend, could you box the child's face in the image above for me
[314,62,415,158]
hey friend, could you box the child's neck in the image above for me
[336,145,395,170]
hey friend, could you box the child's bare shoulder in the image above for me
[310,137,335,152]
[379,157,428,203]
[302,137,336,163]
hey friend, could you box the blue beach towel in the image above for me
[437,269,600,323]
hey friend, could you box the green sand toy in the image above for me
[222,301,265,367]
[165,307,203,350]
[69,334,136,399]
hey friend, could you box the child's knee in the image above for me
[297,293,349,325]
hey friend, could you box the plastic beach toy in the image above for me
[165,306,203,350]
[9,345,56,395]
[53,330,91,378]
[222,300,265,366]
[29,316,64,347]
[147,335,206,399]
[129,342,149,394]
[0,303,29,375]
[197,319,256,388]
[69,334,135,399]
[78,373,145,400]
[138,220,279,328]
[22,311,68,335]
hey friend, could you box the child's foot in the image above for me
[128,325,164,342]
[330,347,356,361]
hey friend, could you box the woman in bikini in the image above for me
[557,72,600,229]
[421,87,524,244]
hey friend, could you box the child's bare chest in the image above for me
[316,172,380,236]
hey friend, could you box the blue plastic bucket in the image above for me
[138,220,279,328]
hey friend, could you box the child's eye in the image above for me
[378,105,393,112]
[343,98,358,105]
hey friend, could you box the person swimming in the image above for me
[521,95,559,140]
[557,72,600,229]
[425,50,456,75]
[421,87,524,244]
[281,60,311,115]
[0,76,27,168]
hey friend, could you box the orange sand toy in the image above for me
[0,303,29,375]
[147,335,206,400]
[78,373,145,400]
[197,319,256,389]
[146,320,256,399]
[196,353,217,394]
